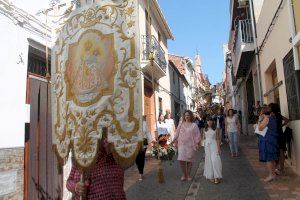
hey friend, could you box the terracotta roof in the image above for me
[168,54,186,75]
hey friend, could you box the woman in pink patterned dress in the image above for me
[172,110,201,181]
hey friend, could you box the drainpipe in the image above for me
[287,0,300,70]
[287,0,300,118]
[249,0,263,105]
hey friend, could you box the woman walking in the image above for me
[165,109,176,144]
[203,117,222,184]
[225,109,241,157]
[135,115,153,181]
[258,105,278,182]
[269,103,289,175]
[172,110,201,181]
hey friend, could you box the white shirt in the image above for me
[226,116,238,133]
[165,118,175,130]
[156,122,170,136]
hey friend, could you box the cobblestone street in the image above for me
[124,135,300,200]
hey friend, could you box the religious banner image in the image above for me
[51,0,142,170]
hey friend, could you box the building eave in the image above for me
[152,0,174,40]
[0,0,51,39]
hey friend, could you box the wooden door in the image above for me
[25,76,63,200]
[144,85,155,139]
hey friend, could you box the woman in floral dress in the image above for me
[172,110,201,181]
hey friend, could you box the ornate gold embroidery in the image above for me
[52,0,141,169]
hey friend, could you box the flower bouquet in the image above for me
[152,135,176,161]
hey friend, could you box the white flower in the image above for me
[162,149,167,154]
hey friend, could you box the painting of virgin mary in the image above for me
[65,30,117,106]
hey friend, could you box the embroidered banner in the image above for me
[52,0,142,169]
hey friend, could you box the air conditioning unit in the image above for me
[238,0,248,8]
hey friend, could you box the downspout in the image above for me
[287,0,300,70]
[249,0,263,105]
[287,0,300,119]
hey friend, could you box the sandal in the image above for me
[181,176,186,181]
[214,179,220,184]
[187,177,192,181]
[264,175,276,182]
[138,174,143,181]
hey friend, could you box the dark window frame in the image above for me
[283,49,300,120]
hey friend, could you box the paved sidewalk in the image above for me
[240,135,300,199]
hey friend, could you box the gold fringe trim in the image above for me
[53,130,143,171]
[110,141,143,170]
[53,139,101,173]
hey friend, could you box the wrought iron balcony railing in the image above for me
[233,19,254,53]
[142,35,167,73]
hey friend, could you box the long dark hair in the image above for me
[204,117,216,132]
[227,109,234,117]
[269,103,280,114]
[158,113,165,124]
[183,110,194,122]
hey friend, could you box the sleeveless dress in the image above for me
[258,115,278,162]
[203,128,222,179]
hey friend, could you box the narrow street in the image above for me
[1,0,300,199]
[124,135,300,200]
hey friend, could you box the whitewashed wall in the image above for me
[0,16,28,148]
[0,1,49,148]
[138,0,171,117]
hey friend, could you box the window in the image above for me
[158,31,161,43]
[283,50,300,120]
[27,46,51,77]
[173,70,175,84]
[265,60,279,104]
[145,9,151,36]
[271,68,280,105]
[159,97,163,114]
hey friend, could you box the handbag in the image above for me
[255,125,268,137]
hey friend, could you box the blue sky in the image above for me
[158,0,230,84]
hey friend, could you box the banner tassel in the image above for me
[157,159,165,183]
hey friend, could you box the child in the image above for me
[203,117,222,184]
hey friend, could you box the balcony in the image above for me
[141,35,167,79]
[232,19,255,78]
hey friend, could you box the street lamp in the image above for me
[226,52,232,69]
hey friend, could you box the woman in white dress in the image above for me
[165,109,176,144]
[203,117,222,184]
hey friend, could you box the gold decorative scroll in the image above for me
[51,0,142,170]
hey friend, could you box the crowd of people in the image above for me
[65,103,290,199]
